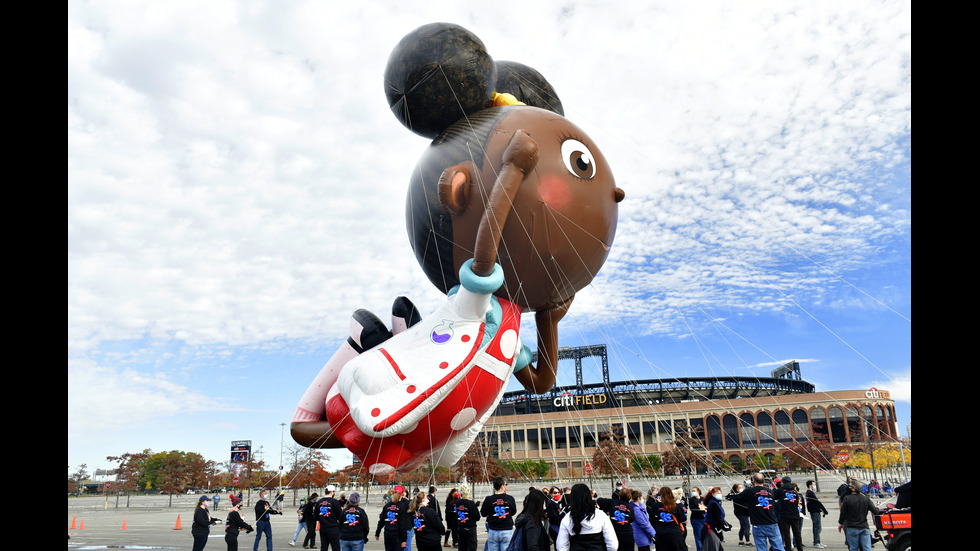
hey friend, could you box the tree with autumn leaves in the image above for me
[661,422,711,475]
[590,424,637,477]
[106,449,277,498]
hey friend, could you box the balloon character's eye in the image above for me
[560,139,596,179]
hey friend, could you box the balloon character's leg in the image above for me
[290,297,421,448]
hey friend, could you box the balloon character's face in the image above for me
[407,105,624,313]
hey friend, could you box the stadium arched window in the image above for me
[774,411,792,443]
[706,415,723,450]
[740,413,757,447]
[810,407,829,441]
[757,412,775,445]
[723,414,740,449]
[828,406,847,443]
[791,409,810,441]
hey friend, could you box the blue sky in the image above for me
[68,0,910,476]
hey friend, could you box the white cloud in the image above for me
[68,356,222,436]
[69,0,910,357]
[871,370,911,404]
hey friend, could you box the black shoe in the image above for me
[348,309,393,353]
[391,296,422,332]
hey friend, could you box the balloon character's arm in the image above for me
[441,129,566,393]
[514,295,573,394]
[470,129,538,277]
[474,130,568,393]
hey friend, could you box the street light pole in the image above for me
[279,422,286,492]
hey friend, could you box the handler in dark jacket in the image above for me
[804,480,828,548]
[377,485,409,551]
[192,495,221,551]
[410,491,446,551]
[225,494,253,551]
[596,489,635,551]
[514,489,551,551]
[453,486,481,551]
[303,493,320,549]
[733,474,784,551]
[340,492,370,551]
[318,485,344,551]
[254,490,281,551]
[774,477,803,551]
[838,479,880,551]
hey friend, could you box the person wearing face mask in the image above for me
[628,490,655,551]
[644,486,658,512]
[192,495,221,551]
[225,494,254,551]
[688,488,707,551]
[596,488,636,551]
[804,480,828,549]
[701,487,727,551]
[253,489,282,551]
[546,486,567,545]
[725,484,750,547]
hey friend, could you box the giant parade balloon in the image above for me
[291,22,624,474]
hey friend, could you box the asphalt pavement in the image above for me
[68,483,898,550]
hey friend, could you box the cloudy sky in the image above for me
[69,1,910,477]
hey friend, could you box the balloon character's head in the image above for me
[385,23,624,313]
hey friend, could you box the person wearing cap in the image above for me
[340,492,370,551]
[453,486,481,551]
[318,485,344,551]
[377,485,409,551]
[254,489,282,551]
[290,498,308,547]
[192,495,221,551]
[838,479,880,551]
[226,494,254,551]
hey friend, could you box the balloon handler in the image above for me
[290,23,624,474]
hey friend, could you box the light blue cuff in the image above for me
[513,344,533,372]
[459,259,504,295]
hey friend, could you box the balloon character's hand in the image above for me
[503,129,539,175]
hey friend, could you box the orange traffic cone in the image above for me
[71,515,77,529]
[122,520,128,530]
[174,514,182,530]
[80,520,85,529]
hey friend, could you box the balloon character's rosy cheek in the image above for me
[538,173,571,210]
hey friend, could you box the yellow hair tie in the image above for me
[492,92,525,107]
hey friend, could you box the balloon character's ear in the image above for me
[438,161,477,215]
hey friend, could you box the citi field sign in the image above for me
[553,391,608,408]
[865,387,889,399]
